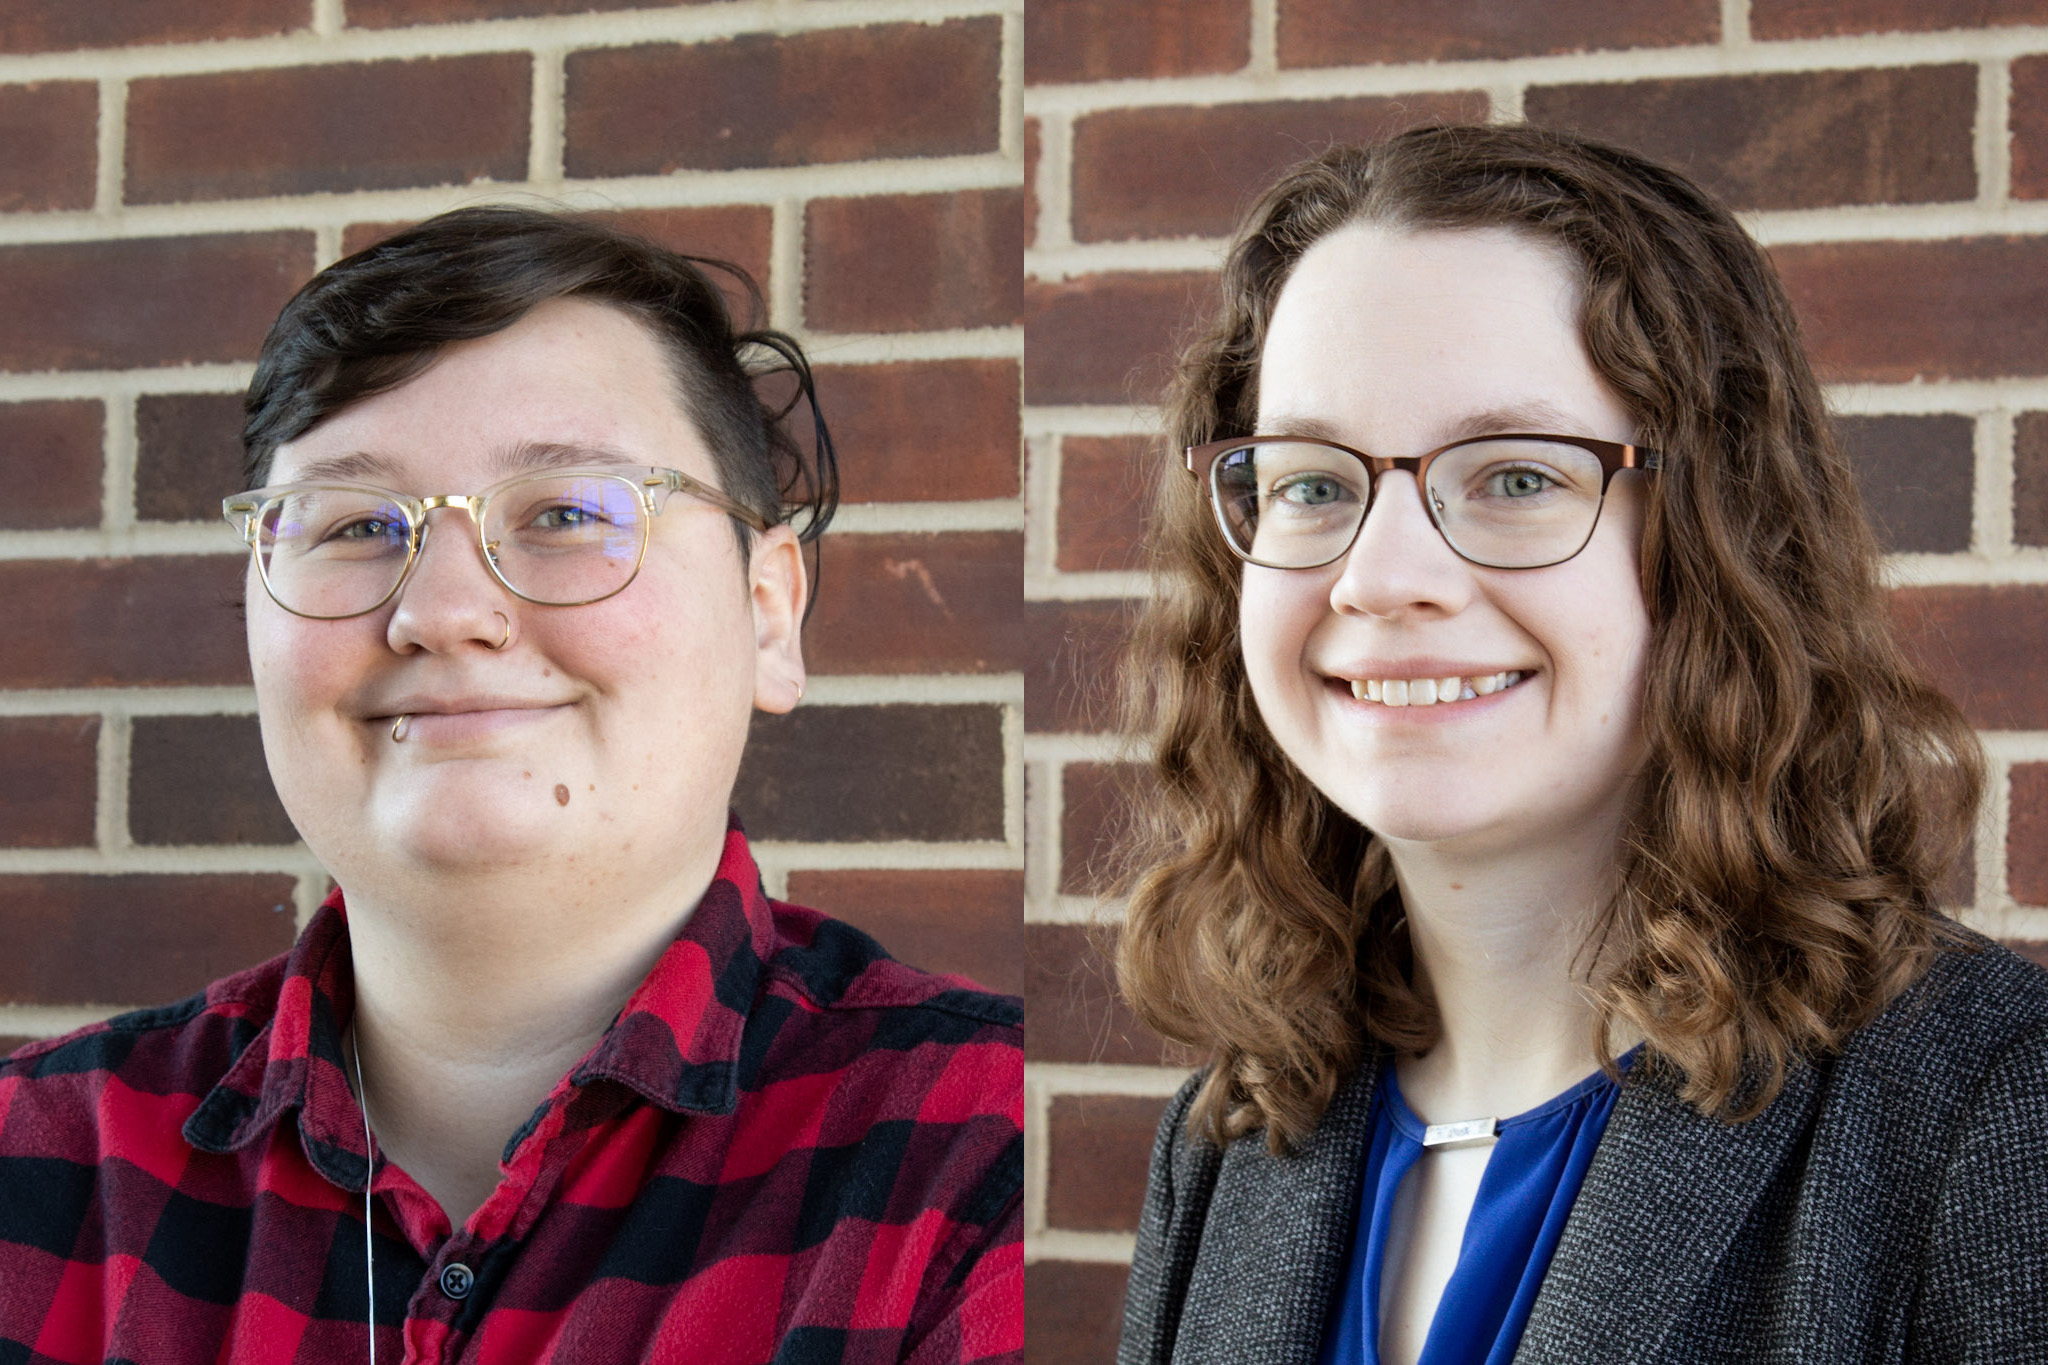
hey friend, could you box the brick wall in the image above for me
[1023,2,2048,1357]
[0,2,1025,1053]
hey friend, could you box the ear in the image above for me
[749,523,808,714]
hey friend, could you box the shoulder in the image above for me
[759,899,1023,1044]
[0,950,289,1170]
[1829,933,2048,1099]
[3,950,289,1094]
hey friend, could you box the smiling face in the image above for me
[247,296,805,905]
[1238,224,1652,856]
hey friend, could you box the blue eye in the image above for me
[1484,466,1557,499]
[1272,472,1356,506]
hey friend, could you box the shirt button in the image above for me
[439,1262,474,1300]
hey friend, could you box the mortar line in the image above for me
[100,390,137,533]
[1976,409,2018,557]
[1981,56,2013,207]
[93,77,125,214]
[1247,0,1278,74]
[528,45,567,187]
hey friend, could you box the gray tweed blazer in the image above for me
[1119,937,2048,1364]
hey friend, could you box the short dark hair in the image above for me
[242,205,838,560]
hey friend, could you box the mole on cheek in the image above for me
[555,784,570,806]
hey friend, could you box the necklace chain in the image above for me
[352,1028,377,1362]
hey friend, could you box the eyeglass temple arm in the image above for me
[653,470,771,531]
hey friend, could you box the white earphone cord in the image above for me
[353,1034,377,1363]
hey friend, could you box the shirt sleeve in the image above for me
[1914,1019,2048,1362]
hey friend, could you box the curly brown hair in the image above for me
[1114,124,1984,1153]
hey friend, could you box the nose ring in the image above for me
[490,611,511,652]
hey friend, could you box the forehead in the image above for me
[1257,224,1624,447]
[267,297,708,488]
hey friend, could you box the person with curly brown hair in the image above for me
[1113,124,2048,1364]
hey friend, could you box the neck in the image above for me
[1381,819,1638,1123]
[342,838,722,1230]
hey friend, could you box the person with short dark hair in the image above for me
[1114,125,2048,1363]
[0,207,1023,1363]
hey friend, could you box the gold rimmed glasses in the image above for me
[223,465,769,620]
[1186,433,1660,571]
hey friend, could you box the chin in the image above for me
[369,769,581,871]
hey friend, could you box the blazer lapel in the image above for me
[1515,1058,1825,1364]
[1172,1063,1379,1365]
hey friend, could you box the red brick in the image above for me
[1062,762,1147,897]
[0,716,98,849]
[1526,66,1975,212]
[736,704,1005,845]
[348,0,682,25]
[130,715,297,847]
[0,233,312,372]
[2012,764,2048,907]
[0,874,297,1005]
[1058,436,1159,573]
[804,532,1021,675]
[805,190,1023,334]
[1022,598,1130,735]
[815,360,1019,503]
[1752,0,2048,38]
[2017,412,2048,548]
[1771,238,2048,384]
[1026,1261,1131,1365]
[1836,414,1974,555]
[1072,94,1488,243]
[784,869,1023,994]
[1024,272,1216,407]
[1047,1093,1169,1232]
[127,56,529,205]
[1888,585,2048,730]
[135,393,248,522]
[1027,0,1249,83]
[1027,922,1181,1065]
[0,557,250,689]
[0,82,95,213]
[2013,56,2048,201]
[564,21,1001,177]
[1279,0,1716,67]
[2010,941,2048,971]
[0,400,101,530]
[0,0,306,52]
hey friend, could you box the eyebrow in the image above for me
[279,440,640,487]
[1261,400,1599,452]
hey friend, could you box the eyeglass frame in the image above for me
[1184,431,1661,571]
[222,464,772,621]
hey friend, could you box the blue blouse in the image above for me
[1317,1051,1638,1365]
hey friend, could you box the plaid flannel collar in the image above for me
[183,817,779,1186]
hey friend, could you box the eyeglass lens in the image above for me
[254,473,647,617]
[1211,438,1610,569]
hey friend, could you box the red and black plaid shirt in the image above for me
[0,823,1022,1363]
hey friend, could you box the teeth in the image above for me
[1347,670,1524,706]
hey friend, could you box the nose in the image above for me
[1326,469,1476,619]
[384,504,515,654]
